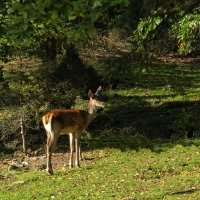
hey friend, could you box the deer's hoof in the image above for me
[75,163,80,168]
[47,168,53,175]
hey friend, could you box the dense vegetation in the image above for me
[0,1,200,198]
[1,0,200,146]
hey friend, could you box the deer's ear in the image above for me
[88,90,94,98]
[94,86,102,96]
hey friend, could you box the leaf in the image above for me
[90,12,100,23]
[68,14,77,21]
[111,0,129,6]
[93,1,102,9]
[22,11,28,21]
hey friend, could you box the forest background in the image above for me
[1,1,200,199]
[1,0,200,155]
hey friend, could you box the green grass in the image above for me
[1,62,200,199]
[96,63,200,139]
[1,140,200,200]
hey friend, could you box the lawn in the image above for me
[1,62,200,199]
[0,140,200,200]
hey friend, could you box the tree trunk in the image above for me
[20,118,27,155]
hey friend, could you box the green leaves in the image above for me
[0,0,130,59]
[111,0,129,6]
[133,15,163,53]
[93,0,102,9]
[170,13,200,55]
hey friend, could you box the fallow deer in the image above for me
[42,86,104,175]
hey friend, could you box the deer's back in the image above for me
[43,109,89,134]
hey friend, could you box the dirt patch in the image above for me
[157,55,200,65]
[1,151,86,173]
[0,148,99,174]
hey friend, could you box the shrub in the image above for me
[170,13,200,55]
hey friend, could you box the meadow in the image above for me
[0,141,200,200]
[1,62,200,199]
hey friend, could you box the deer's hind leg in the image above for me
[46,132,59,175]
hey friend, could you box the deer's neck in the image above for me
[87,103,98,125]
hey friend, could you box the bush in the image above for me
[133,15,163,54]
[170,13,200,55]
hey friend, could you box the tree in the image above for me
[0,0,129,62]
[132,0,200,56]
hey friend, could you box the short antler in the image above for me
[94,86,102,96]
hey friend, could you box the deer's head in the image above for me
[88,86,105,114]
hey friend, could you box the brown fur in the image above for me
[42,87,104,175]
[43,109,89,132]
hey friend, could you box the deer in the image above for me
[42,86,104,175]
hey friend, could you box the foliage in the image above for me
[0,105,40,151]
[1,0,200,59]
[72,96,88,110]
[0,59,80,147]
[0,0,130,61]
[98,54,135,89]
[133,15,163,53]
[170,13,200,55]
[131,0,200,56]
[1,0,200,152]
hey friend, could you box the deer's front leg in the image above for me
[79,145,83,162]
[75,132,81,168]
[69,133,75,168]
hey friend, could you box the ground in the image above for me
[0,140,200,199]
[1,54,200,199]
[0,147,96,173]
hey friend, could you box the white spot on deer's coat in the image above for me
[44,121,51,133]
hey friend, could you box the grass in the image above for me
[0,140,200,200]
[95,63,200,139]
[1,62,200,199]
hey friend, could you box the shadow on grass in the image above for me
[86,60,200,152]
[87,92,200,152]
[134,63,200,93]
[168,188,199,196]
[79,47,200,151]
[100,51,200,94]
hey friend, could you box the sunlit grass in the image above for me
[1,140,200,199]
[109,85,200,107]
[1,63,200,199]
[108,64,200,108]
